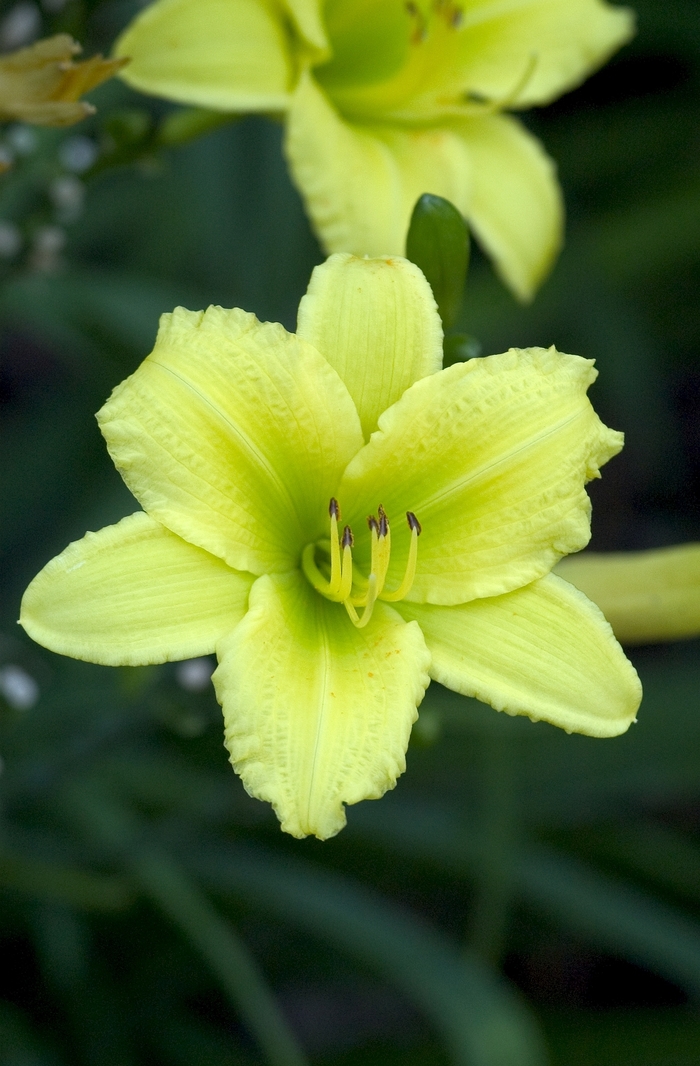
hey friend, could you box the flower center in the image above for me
[301,498,421,628]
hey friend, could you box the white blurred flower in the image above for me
[0,663,39,710]
[175,657,214,693]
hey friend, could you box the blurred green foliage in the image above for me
[1,0,700,1063]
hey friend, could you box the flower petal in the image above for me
[399,573,641,738]
[339,347,622,605]
[453,0,634,109]
[453,113,562,302]
[555,544,700,645]
[19,512,253,666]
[284,70,473,258]
[213,570,430,839]
[285,76,560,298]
[114,0,293,112]
[283,0,328,56]
[297,253,443,439]
[97,306,363,576]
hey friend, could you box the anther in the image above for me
[342,525,354,549]
[407,511,422,536]
[377,504,389,539]
[367,515,379,535]
[329,497,340,520]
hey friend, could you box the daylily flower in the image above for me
[113,0,633,300]
[556,544,700,645]
[0,35,127,127]
[20,254,641,839]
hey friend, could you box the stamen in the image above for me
[328,497,342,595]
[380,512,421,602]
[338,525,354,602]
[375,505,391,595]
[344,573,378,629]
[301,542,334,599]
[463,52,538,116]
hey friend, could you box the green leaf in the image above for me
[191,843,548,1066]
[350,799,700,1000]
[405,194,469,330]
[60,783,308,1066]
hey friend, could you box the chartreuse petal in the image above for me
[339,347,622,606]
[97,306,363,577]
[214,570,430,839]
[450,113,562,302]
[283,0,328,56]
[555,544,700,645]
[20,512,253,666]
[399,573,641,738]
[454,0,634,109]
[284,71,473,258]
[297,254,442,439]
[114,0,293,112]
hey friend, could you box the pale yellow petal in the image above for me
[452,113,563,301]
[555,544,700,645]
[20,512,253,666]
[454,0,634,109]
[297,253,442,439]
[284,70,473,257]
[114,0,293,112]
[283,0,329,55]
[399,573,641,738]
[339,347,622,605]
[97,306,363,576]
[214,570,430,839]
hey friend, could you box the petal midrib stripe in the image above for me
[418,405,585,514]
[151,360,307,542]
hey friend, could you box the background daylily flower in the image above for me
[0,34,127,127]
[556,544,700,645]
[113,0,634,300]
[20,254,641,839]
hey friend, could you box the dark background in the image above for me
[2,1,700,1063]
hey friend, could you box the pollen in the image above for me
[301,499,422,629]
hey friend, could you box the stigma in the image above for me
[301,499,422,629]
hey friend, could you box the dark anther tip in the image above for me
[367,515,379,533]
[342,525,354,549]
[378,513,389,538]
[407,512,422,535]
[329,497,340,519]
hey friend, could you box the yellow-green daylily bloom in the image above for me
[113,0,634,300]
[20,255,641,839]
[556,544,700,645]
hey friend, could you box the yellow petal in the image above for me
[284,70,473,257]
[555,544,700,645]
[285,75,560,298]
[214,570,430,839]
[97,306,363,576]
[339,347,622,605]
[399,573,641,738]
[114,0,293,112]
[283,0,329,56]
[20,512,253,666]
[454,0,634,109]
[297,253,442,439]
[451,113,563,302]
